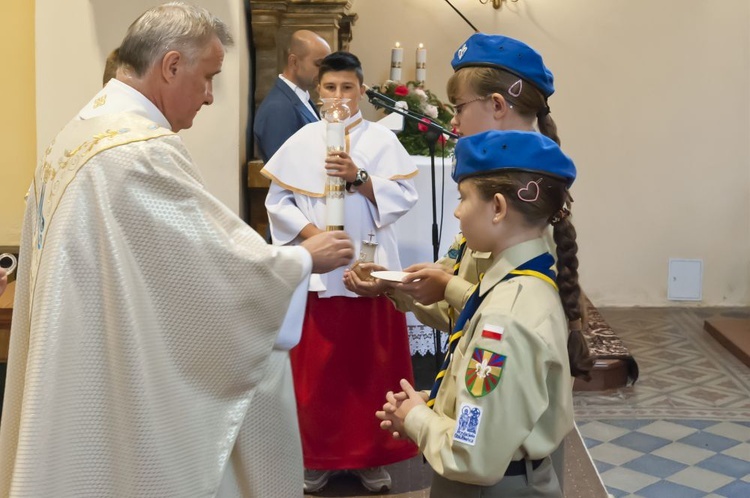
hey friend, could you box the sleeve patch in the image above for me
[465,348,506,397]
[453,402,483,446]
[481,324,504,341]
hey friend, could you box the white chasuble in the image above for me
[261,112,419,297]
[0,83,311,497]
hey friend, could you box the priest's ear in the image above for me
[161,50,182,81]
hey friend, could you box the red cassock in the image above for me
[290,293,418,470]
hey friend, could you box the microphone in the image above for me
[364,84,459,140]
[364,85,400,108]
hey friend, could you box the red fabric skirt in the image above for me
[290,293,418,470]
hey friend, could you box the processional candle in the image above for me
[321,98,351,231]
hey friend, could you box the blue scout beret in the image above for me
[451,33,554,98]
[452,130,576,187]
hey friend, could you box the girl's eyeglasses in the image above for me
[454,94,492,114]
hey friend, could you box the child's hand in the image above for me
[343,263,393,297]
[376,391,408,439]
[324,151,358,182]
[350,261,375,282]
[375,379,426,440]
[396,264,453,305]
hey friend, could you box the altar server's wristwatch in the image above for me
[352,168,370,187]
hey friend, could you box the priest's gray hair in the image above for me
[118,2,233,77]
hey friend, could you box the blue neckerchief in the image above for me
[427,252,557,408]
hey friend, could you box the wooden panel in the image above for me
[247,160,270,235]
[248,160,270,189]
[0,281,15,362]
[573,359,629,392]
[705,318,750,368]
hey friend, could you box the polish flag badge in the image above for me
[481,324,504,341]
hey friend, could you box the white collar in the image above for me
[279,74,312,104]
[77,79,172,130]
[343,111,364,129]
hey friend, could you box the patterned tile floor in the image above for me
[305,307,750,497]
[575,307,750,498]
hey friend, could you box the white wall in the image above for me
[35,0,246,213]
[351,0,750,307]
[33,0,750,306]
[0,0,35,247]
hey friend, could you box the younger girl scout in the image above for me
[377,130,591,498]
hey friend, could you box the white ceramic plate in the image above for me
[370,270,409,283]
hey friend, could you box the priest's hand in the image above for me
[0,268,6,296]
[302,231,354,274]
[396,263,453,305]
[343,263,393,297]
[324,151,358,182]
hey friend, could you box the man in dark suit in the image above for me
[254,30,331,162]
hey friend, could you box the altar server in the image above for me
[262,51,418,493]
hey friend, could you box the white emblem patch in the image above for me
[457,44,468,60]
[453,402,483,446]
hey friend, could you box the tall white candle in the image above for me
[321,97,350,231]
[325,177,346,230]
[326,122,345,151]
[390,42,403,82]
[416,43,427,85]
[325,121,346,230]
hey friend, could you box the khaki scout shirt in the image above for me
[403,238,574,486]
[389,233,493,332]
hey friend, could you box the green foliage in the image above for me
[376,81,455,157]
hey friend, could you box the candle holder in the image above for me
[321,97,351,231]
[0,253,17,276]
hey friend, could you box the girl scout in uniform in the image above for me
[392,32,566,329]
[345,33,565,336]
[377,130,591,497]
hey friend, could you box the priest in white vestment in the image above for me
[0,4,354,497]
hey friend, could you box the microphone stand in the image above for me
[368,93,458,375]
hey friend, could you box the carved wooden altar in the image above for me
[247,0,357,235]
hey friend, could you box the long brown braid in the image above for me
[552,211,594,379]
[470,172,593,379]
[447,67,561,146]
